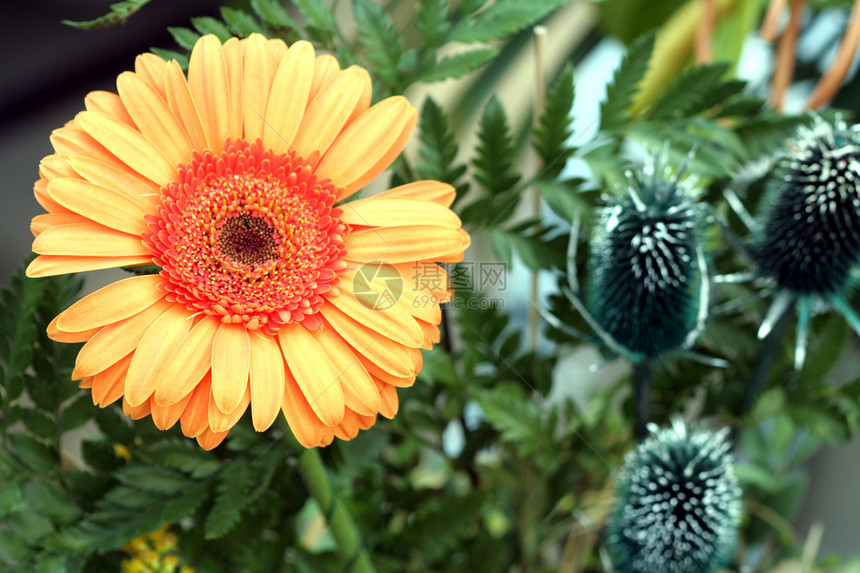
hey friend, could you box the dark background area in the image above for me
[0,1,223,285]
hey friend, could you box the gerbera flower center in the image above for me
[143,139,349,333]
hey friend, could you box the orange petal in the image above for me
[151,390,193,430]
[56,274,163,333]
[325,289,424,347]
[154,316,219,406]
[31,213,87,236]
[196,427,229,450]
[313,327,380,416]
[123,396,152,420]
[48,315,99,343]
[164,60,209,151]
[373,181,456,207]
[39,154,77,180]
[222,37,244,139]
[351,347,415,387]
[211,323,251,414]
[249,333,286,432]
[293,66,370,159]
[242,33,275,142]
[317,96,417,199]
[188,35,231,154]
[79,378,93,390]
[309,54,341,100]
[395,261,451,300]
[333,408,360,441]
[85,91,134,126]
[76,111,176,186]
[278,323,344,427]
[125,305,193,407]
[32,222,148,257]
[91,353,133,406]
[134,52,168,99]
[34,179,70,216]
[26,255,153,278]
[319,303,416,378]
[50,126,116,164]
[357,413,376,430]
[66,156,160,211]
[117,72,193,166]
[345,226,470,264]
[208,379,250,433]
[47,177,148,235]
[377,380,399,419]
[339,196,461,229]
[73,299,172,379]
[263,40,314,154]
[281,366,325,448]
[180,374,213,438]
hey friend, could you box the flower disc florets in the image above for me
[607,419,742,573]
[144,138,349,334]
[753,117,860,294]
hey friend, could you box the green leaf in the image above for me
[600,31,656,130]
[220,6,267,37]
[0,528,31,562]
[535,179,589,222]
[418,0,452,47]
[81,438,122,473]
[205,460,253,539]
[473,96,520,195]
[22,409,56,441]
[416,97,469,195]
[163,482,210,523]
[35,554,68,573]
[150,48,189,69]
[534,64,576,178]
[293,0,338,36]
[8,510,55,543]
[191,17,234,42]
[648,62,745,120]
[167,27,200,52]
[354,0,403,88]
[0,482,25,517]
[421,48,498,83]
[93,406,132,443]
[62,0,152,29]
[23,483,81,526]
[476,382,545,450]
[113,465,190,495]
[60,393,95,433]
[251,0,299,33]
[450,0,567,43]
[139,441,221,478]
[9,434,56,473]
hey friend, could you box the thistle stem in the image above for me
[297,449,377,573]
[633,361,653,442]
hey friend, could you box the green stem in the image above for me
[633,361,652,442]
[297,448,377,573]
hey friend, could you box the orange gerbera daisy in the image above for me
[28,33,469,450]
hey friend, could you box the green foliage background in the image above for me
[4,0,860,571]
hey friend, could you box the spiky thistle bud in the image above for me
[607,419,742,573]
[586,158,706,359]
[753,117,860,294]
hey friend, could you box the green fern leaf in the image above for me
[534,63,576,179]
[450,0,567,43]
[205,460,253,539]
[600,32,655,130]
[354,0,403,88]
[150,48,189,69]
[167,27,200,52]
[62,0,152,29]
[473,96,520,195]
[421,48,498,83]
[294,0,338,43]
[191,17,234,42]
[648,62,746,120]
[416,97,469,196]
[251,0,299,34]
[418,0,452,47]
[220,6,267,37]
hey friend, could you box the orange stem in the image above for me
[771,0,806,111]
[696,0,716,63]
[761,0,788,42]
[808,0,860,109]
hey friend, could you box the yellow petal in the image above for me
[222,37,244,139]
[67,156,160,211]
[375,181,456,207]
[47,178,148,235]
[134,53,168,99]
[117,72,193,166]
[84,91,134,126]
[208,380,250,433]
[26,255,153,278]
[268,38,287,65]
[50,126,115,164]
[154,316,219,406]
[164,60,209,151]
[319,303,415,378]
[180,374,212,438]
[309,54,340,100]
[345,226,470,264]
[48,315,98,343]
[76,111,176,186]
[339,196,461,228]
[56,274,163,333]
[249,333,286,432]
[31,213,87,237]
[317,96,417,198]
[39,154,77,180]
[314,327,379,416]
[125,305,193,407]
[325,290,423,347]
[242,33,275,142]
[263,40,314,154]
[73,299,172,379]
[293,66,370,159]
[34,179,70,215]
[278,323,344,427]
[211,323,250,414]
[32,222,148,257]
[281,366,325,448]
[341,266,441,325]
[188,35,231,154]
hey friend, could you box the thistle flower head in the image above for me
[753,117,860,294]
[586,156,705,359]
[607,419,742,573]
